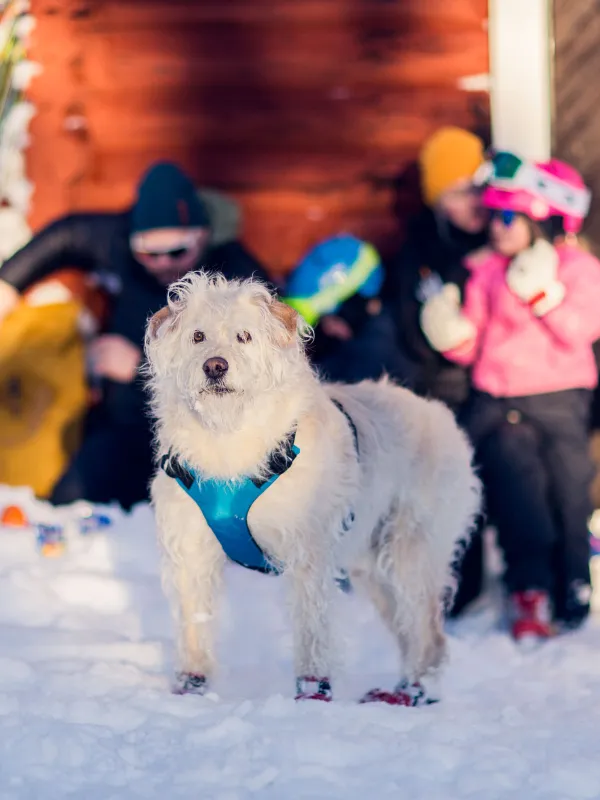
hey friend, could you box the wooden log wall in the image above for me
[554,0,600,255]
[27,0,489,276]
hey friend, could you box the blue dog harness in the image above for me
[161,399,358,576]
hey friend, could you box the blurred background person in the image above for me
[0,269,108,501]
[0,161,268,510]
[385,126,489,410]
[384,127,490,615]
[284,234,412,384]
[420,151,599,639]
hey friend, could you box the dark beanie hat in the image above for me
[131,162,211,234]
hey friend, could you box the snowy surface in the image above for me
[1,487,600,800]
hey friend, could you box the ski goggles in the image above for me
[490,208,518,226]
[475,151,591,219]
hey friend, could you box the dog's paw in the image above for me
[359,681,438,707]
[172,672,208,696]
[295,676,332,702]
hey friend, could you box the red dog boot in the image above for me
[295,676,332,702]
[510,590,553,643]
[360,680,437,707]
[173,672,208,696]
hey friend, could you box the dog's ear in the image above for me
[148,306,173,339]
[269,298,299,344]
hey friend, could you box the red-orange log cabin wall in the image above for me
[27,0,489,278]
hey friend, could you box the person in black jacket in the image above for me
[0,162,268,509]
[385,127,490,614]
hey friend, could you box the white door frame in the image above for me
[488,0,553,160]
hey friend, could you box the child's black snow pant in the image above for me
[464,389,593,625]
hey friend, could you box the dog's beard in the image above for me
[188,379,251,432]
[199,380,237,397]
[174,356,295,433]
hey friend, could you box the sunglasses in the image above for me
[135,244,195,261]
[491,209,517,226]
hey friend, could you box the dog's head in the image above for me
[144,272,310,429]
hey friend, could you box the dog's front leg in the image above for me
[288,553,336,702]
[154,481,225,695]
[171,539,224,691]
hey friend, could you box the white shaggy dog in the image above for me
[145,272,480,704]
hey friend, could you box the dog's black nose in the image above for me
[203,357,229,380]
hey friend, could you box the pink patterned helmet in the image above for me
[478,151,591,233]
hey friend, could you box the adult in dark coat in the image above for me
[385,128,490,614]
[0,162,269,509]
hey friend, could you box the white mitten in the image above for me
[420,283,476,353]
[506,238,565,317]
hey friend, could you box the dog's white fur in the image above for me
[145,272,481,691]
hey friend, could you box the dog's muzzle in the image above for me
[201,357,235,395]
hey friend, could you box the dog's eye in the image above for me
[192,330,205,344]
[237,331,252,344]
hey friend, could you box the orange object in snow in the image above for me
[1,504,29,527]
[39,541,66,558]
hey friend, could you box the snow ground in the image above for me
[1,486,600,800]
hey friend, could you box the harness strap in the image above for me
[161,450,288,574]
[250,429,298,488]
[161,428,298,491]
[161,399,359,576]
[161,452,194,489]
[160,431,299,575]
[331,398,359,456]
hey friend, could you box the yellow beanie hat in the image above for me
[419,126,485,207]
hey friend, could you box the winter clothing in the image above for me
[420,282,476,353]
[481,152,591,234]
[419,127,485,207]
[0,301,87,498]
[284,236,410,384]
[0,268,108,498]
[310,296,414,384]
[509,590,553,642]
[504,239,566,317]
[442,244,600,398]
[464,388,593,624]
[427,152,599,625]
[436,235,599,625]
[385,208,488,410]
[50,415,154,511]
[130,162,211,234]
[0,182,268,509]
[285,235,383,327]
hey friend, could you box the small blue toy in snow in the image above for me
[78,512,112,535]
[36,524,65,557]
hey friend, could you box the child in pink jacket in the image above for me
[421,152,600,642]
